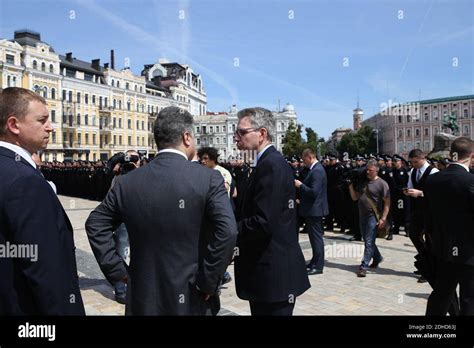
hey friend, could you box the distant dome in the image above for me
[282,103,294,112]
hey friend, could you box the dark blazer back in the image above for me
[424,164,474,266]
[86,152,237,315]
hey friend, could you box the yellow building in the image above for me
[0,29,206,162]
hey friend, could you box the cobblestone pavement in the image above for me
[61,195,432,316]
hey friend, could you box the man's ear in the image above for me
[6,116,20,136]
[183,131,192,147]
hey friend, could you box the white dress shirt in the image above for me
[157,148,188,160]
[407,160,439,189]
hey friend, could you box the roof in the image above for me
[12,29,55,52]
[415,95,474,105]
[59,55,103,75]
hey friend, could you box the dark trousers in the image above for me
[304,216,324,271]
[249,300,295,316]
[426,259,474,315]
[409,218,425,257]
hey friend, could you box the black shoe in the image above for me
[307,268,323,275]
[369,257,383,269]
[222,271,232,285]
[357,267,367,277]
[350,236,362,241]
[414,270,421,275]
[114,281,127,304]
[386,234,393,240]
[417,276,428,283]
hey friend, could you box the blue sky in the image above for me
[1,0,473,138]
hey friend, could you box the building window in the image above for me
[52,132,56,143]
[62,90,66,100]
[77,114,81,125]
[85,134,89,145]
[92,95,96,104]
[210,126,214,133]
[85,114,89,126]
[128,136,132,146]
[77,133,81,145]
[49,64,54,73]
[42,87,48,99]
[463,125,470,135]
[415,128,420,137]
[142,121,144,130]
[127,101,131,111]
[113,99,117,109]
[197,138,201,145]
[126,82,129,90]
[119,119,122,128]
[85,94,89,104]
[463,109,468,118]
[424,141,430,151]
[433,111,438,120]
[51,88,56,99]
[66,68,75,78]
[77,92,81,103]
[119,100,122,109]
[398,129,403,138]
[68,91,72,102]
[424,128,429,136]
[51,110,56,123]
[407,129,411,137]
[111,79,114,87]
[407,115,411,123]
[32,60,38,69]
[84,73,93,81]
[119,136,122,145]
[196,126,200,133]
[128,119,132,129]
[93,134,96,145]
[6,54,14,64]
[136,120,139,130]
[99,96,103,108]
[105,97,108,107]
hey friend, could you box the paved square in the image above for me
[62,195,432,315]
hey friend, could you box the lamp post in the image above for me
[374,129,379,154]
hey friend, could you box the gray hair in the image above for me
[237,107,275,142]
[153,106,194,150]
[366,159,380,169]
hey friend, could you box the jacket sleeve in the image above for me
[196,170,238,295]
[5,173,82,315]
[85,180,128,286]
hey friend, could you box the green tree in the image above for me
[282,121,305,157]
[337,126,377,156]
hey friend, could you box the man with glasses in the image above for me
[232,107,310,316]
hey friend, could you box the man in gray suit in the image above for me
[85,106,238,315]
[295,148,329,275]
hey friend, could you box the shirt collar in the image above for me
[310,160,318,171]
[0,141,36,169]
[157,148,188,161]
[451,162,470,172]
[254,144,273,167]
[419,160,430,175]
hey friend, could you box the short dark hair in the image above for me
[153,106,193,150]
[450,136,473,161]
[197,147,219,163]
[0,87,46,137]
[302,148,316,158]
[408,149,424,159]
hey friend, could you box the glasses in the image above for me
[234,127,261,137]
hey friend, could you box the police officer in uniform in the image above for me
[391,155,410,237]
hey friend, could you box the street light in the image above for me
[373,129,379,154]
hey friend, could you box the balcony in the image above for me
[99,124,115,133]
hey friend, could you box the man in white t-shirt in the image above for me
[198,147,232,197]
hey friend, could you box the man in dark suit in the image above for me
[424,137,474,315]
[233,107,310,316]
[85,106,237,315]
[295,148,329,275]
[0,87,85,315]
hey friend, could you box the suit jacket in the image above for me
[0,147,85,315]
[424,164,474,266]
[85,152,237,315]
[298,161,329,218]
[235,146,310,302]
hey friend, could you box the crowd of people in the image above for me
[1,87,473,317]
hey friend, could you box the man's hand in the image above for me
[294,179,302,188]
[296,198,300,205]
[378,218,386,230]
[405,188,423,198]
